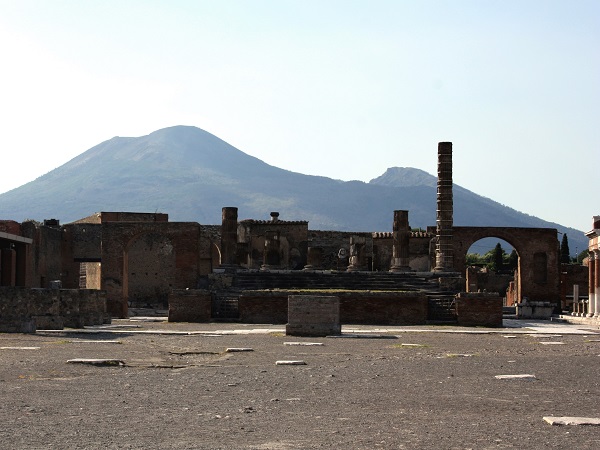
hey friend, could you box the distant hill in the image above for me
[0,125,587,252]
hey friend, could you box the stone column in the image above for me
[220,207,238,268]
[390,210,412,272]
[347,236,366,272]
[304,246,323,270]
[435,142,454,271]
[261,230,281,271]
[594,250,600,317]
[588,252,595,317]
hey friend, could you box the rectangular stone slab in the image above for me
[495,374,536,380]
[543,416,600,426]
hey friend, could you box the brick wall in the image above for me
[0,286,109,332]
[238,290,428,325]
[455,292,503,327]
[286,295,341,336]
[168,289,212,322]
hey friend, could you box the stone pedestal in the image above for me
[286,295,341,337]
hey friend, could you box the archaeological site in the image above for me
[1,142,596,333]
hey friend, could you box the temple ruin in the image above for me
[0,142,570,331]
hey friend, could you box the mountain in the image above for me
[0,126,588,252]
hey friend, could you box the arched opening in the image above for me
[464,237,520,305]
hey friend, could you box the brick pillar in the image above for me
[220,207,238,268]
[435,142,454,271]
[15,243,27,287]
[1,248,17,286]
[390,210,411,272]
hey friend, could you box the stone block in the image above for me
[455,292,503,327]
[286,295,340,337]
[168,289,212,322]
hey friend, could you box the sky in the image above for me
[0,0,598,232]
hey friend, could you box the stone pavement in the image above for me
[38,317,600,336]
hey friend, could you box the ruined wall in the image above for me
[560,264,588,310]
[238,219,309,270]
[455,292,503,327]
[21,221,63,288]
[101,222,206,317]
[307,231,372,270]
[168,289,212,322]
[465,267,513,296]
[373,232,434,272]
[0,286,109,332]
[238,290,428,325]
[100,212,169,223]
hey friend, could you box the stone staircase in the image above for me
[210,270,462,322]
[427,295,457,324]
[231,271,440,292]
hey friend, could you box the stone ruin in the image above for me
[0,142,565,331]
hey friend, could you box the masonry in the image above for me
[0,141,566,329]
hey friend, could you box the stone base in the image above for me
[286,295,341,337]
[168,289,212,322]
[0,317,36,333]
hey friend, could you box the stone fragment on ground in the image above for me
[67,358,125,366]
[327,334,396,339]
[276,360,306,365]
[539,341,564,345]
[495,374,536,380]
[283,342,323,346]
[225,347,254,352]
[543,416,600,426]
[0,346,40,350]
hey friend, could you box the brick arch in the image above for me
[453,227,560,303]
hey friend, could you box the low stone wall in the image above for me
[168,289,212,322]
[239,291,428,325]
[455,292,503,327]
[0,287,110,332]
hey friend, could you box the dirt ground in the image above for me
[1,320,599,449]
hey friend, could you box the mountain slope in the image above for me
[0,126,587,251]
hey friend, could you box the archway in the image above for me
[453,227,560,305]
[123,232,175,309]
[464,237,519,302]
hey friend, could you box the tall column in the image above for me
[220,207,238,268]
[435,142,454,271]
[588,253,596,317]
[390,210,411,272]
[594,250,600,317]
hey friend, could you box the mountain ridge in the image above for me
[0,125,587,252]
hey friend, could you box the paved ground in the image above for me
[1,319,599,449]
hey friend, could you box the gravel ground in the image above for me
[1,320,599,449]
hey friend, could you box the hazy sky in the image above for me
[0,0,598,232]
